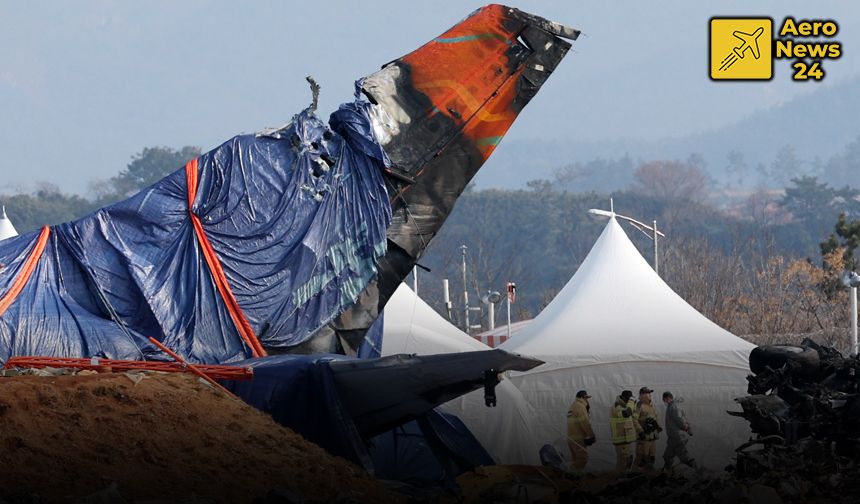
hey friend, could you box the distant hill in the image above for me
[476,75,860,190]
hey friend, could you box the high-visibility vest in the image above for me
[609,399,637,445]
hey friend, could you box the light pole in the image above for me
[460,244,483,333]
[442,279,453,321]
[842,271,860,355]
[587,199,665,275]
[481,291,502,330]
[411,263,430,295]
[506,282,516,340]
[461,245,471,333]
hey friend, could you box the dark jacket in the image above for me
[665,399,690,442]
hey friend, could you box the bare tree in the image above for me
[632,160,708,202]
[663,234,852,350]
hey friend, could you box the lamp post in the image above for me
[842,271,860,356]
[506,282,516,341]
[461,245,470,332]
[481,291,502,330]
[587,199,665,275]
[853,286,858,356]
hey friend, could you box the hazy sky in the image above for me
[1,1,857,194]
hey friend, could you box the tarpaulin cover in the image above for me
[225,353,493,481]
[356,312,383,359]
[0,101,391,363]
[369,410,494,487]
[223,354,373,468]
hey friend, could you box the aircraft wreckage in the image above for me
[0,4,576,466]
[731,339,860,476]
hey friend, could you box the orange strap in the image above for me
[185,159,267,357]
[0,226,51,317]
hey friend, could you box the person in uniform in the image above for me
[634,386,662,470]
[566,390,595,471]
[609,389,638,474]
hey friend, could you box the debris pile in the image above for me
[0,370,397,503]
[732,338,860,476]
[456,468,860,504]
[564,469,860,504]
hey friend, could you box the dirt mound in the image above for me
[0,371,398,503]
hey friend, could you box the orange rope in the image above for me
[4,356,254,381]
[185,159,267,358]
[0,226,50,317]
[148,337,242,399]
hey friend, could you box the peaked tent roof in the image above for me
[498,217,755,469]
[380,283,543,465]
[381,283,488,355]
[501,217,754,370]
[0,206,18,241]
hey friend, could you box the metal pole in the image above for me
[506,292,512,340]
[653,219,659,276]
[488,300,495,331]
[412,265,418,295]
[461,245,470,333]
[852,286,858,356]
[443,279,452,321]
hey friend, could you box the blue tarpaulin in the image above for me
[356,312,384,359]
[0,101,391,363]
[225,353,493,481]
[369,410,494,487]
[224,354,373,468]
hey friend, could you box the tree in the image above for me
[2,145,203,233]
[525,179,553,194]
[780,176,860,249]
[1,184,96,233]
[630,160,708,202]
[725,150,747,188]
[820,212,860,271]
[780,176,836,224]
[769,144,804,186]
[823,135,860,188]
[552,155,635,193]
[93,146,201,204]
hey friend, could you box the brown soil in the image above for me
[0,371,399,503]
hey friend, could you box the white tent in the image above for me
[381,283,543,465]
[500,217,755,469]
[0,206,18,241]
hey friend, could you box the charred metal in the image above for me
[731,338,860,476]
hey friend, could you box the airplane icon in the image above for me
[732,27,764,59]
[719,26,765,72]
